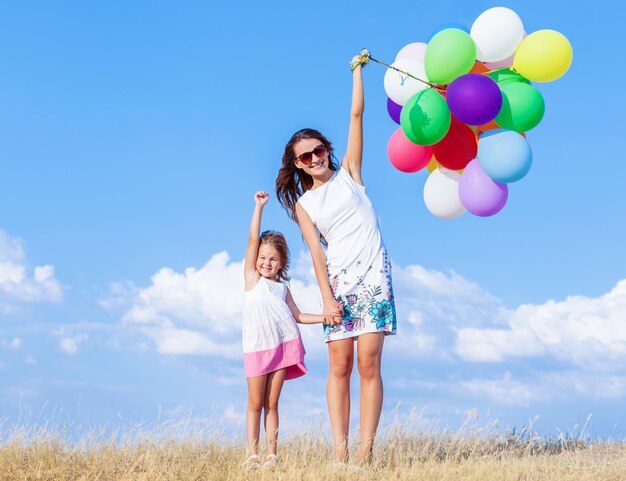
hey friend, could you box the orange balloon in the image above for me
[477,119,501,136]
[470,61,491,74]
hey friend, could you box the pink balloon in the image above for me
[395,42,428,62]
[387,128,433,173]
[483,53,515,69]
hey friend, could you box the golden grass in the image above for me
[1,418,625,481]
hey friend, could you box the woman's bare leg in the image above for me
[356,332,385,464]
[327,338,354,462]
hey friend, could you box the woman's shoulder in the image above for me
[338,165,366,190]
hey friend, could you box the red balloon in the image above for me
[432,117,477,170]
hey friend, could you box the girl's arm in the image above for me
[285,288,324,324]
[341,53,365,186]
[244,191,269,289]
[295,202,342,325]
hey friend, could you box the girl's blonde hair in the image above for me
[259,230,290,282]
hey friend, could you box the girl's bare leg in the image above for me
[246,375,267,456]
[263,368,286,455]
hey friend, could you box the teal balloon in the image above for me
[478,129,532,183]
[400,89,451,146]
[425,29,477,85]
[496,81,545,132]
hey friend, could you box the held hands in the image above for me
[323,299,344,326]
[254,191,269,206]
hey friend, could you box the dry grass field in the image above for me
[1,416,625,481]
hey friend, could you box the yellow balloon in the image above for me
[426,157,439,173]
[513,29,573,82]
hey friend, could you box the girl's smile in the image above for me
[256,244,283,279]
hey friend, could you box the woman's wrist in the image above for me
[350,49,370,72]
[322,296,336,306]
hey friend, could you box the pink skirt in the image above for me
[244,337,307,380]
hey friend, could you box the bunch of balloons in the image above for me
[384,7,573,220]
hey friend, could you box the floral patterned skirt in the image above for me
[324,248,397,342]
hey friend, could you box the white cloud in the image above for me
[462,372,541,406]
[1,337,22,349]
[59,334,88,355]
[223,405,245,424]
[461,371,626,406]
[123,251,243,330]
[455,280,626,369]
[117,250,330,357]
[115,247,626,394]
[455,327,544,362]
[120,251,246,356]
[144,326,240,357]
[99,281,139,310]
[0,230,62,303]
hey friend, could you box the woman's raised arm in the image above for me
[342,53,366,186]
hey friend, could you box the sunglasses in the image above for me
[296,144,327,165]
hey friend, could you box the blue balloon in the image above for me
[428,23,469,42]
[478,129,532,183]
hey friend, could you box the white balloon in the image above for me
[383,59,428,106]
[423,169,466,220]
[395,42,427,62]
[470,7,525,62]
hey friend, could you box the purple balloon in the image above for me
[459,159,508,216]
[387,97,402,125]
[447,74,503,126]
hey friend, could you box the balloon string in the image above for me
[367,52,477,162]
[367,55,445,93]
[449,117,476,159]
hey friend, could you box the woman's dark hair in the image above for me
[275,128,339,222]
[259,230,290,282]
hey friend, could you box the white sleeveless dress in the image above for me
[242,276,307,379]
[297,167,397,342]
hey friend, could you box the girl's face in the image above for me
[256,243,283,280]
[293,138,330,175]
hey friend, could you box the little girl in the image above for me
[242,191,332,470]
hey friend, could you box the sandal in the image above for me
[242,454,261,470]
[262,453,280,469]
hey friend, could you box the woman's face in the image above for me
[293,138,330,175]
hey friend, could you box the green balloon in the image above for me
[495,81,545,132]
[488,68,530,85]
[425,29,477,85]
[400,88,451,146]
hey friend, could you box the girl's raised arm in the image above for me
[295,202,342,325]
[341,52,366,186]
[244,192,269,288]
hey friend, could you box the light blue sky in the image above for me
[1,0,625,440]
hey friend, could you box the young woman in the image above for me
[275,52,397,465]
